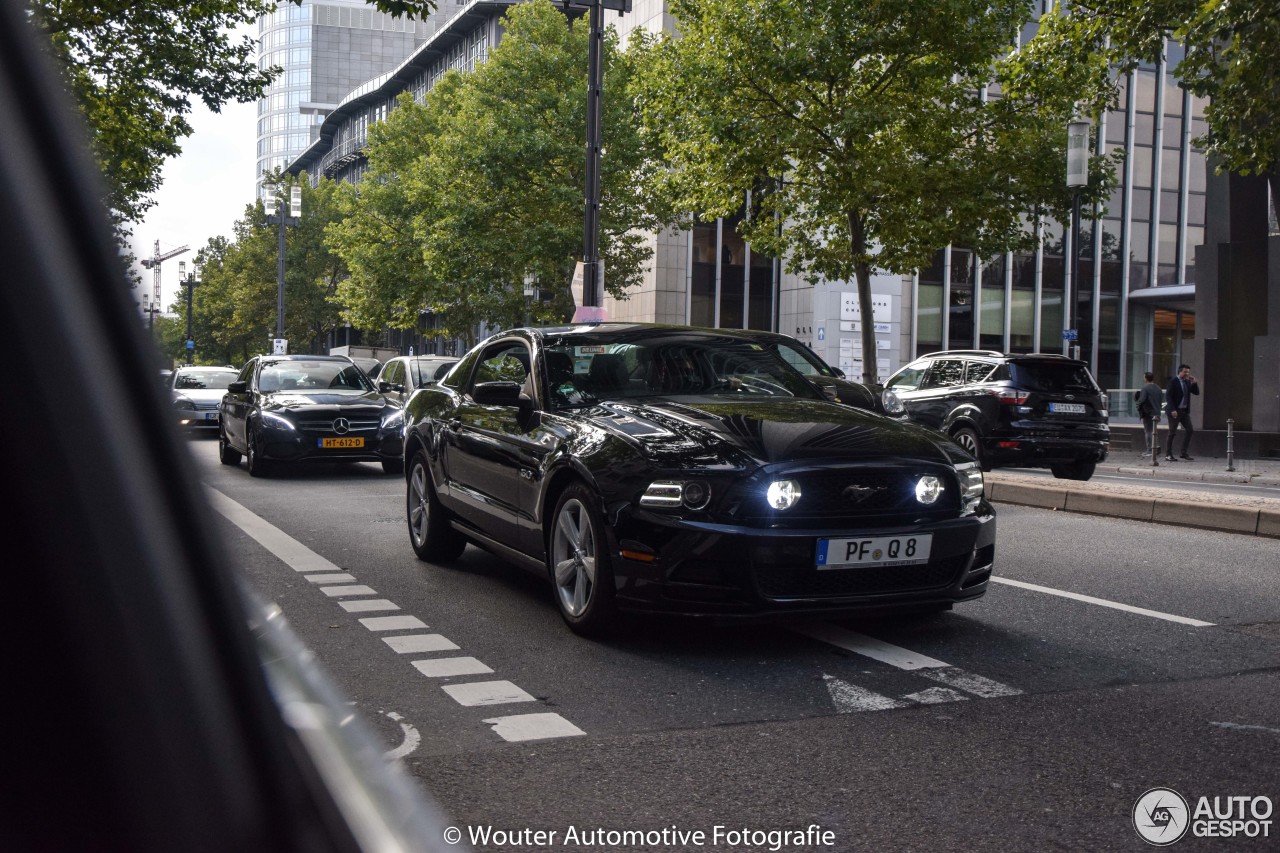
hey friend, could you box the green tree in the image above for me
[329,0,664,341]
[633,0,1116,382]
[25,0,437,252]
[1054,0,1280,222]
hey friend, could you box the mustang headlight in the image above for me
[915,475,943,505]
[955,464,985,515]
[881,388,905,415]
[765,479,802,510]
[640,480,712,510]
[260,410,296,431]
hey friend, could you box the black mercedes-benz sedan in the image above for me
[219,354,405,477]
[402,323,995,636]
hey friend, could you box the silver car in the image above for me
[168,365,240,431]
[377,355,459,405]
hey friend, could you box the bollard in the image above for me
[1150,415,1160,466]
[1226,418,1235,472]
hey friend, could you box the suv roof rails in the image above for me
[920,350,1005,358]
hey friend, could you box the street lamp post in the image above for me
[1065,116,1092,362]
[566,0,630,321]
[265,184,302,353]
[179,261,201,365]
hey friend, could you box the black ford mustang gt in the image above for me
[402,323,996,636]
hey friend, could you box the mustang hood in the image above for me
[586,398,960,466]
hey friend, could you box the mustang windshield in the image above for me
[544,333,821,408]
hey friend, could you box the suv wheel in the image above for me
[1050,461,1096,481]
[951,426,988,471]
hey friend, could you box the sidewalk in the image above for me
[984,453,1280,539]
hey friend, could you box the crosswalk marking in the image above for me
[482,713,585,742]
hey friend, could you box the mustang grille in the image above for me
[727,469,960,522]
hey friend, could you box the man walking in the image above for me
[1164,364,1199,461]
[1135,371,1162,456]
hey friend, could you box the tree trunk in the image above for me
[846,210,878,385]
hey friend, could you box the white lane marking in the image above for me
[206,488,344,574]
[384,634,459,654]
[339,599,400,613]
[1211,722,1280,735]
[360,615,428,632]
[442,681,536,707]
[319,584,379,597]
[991,577,1215,627]
[795,624,948,670]
[482,713,586,742]
[921,667,1023,698]
[823,675,910,713]
[305,572,356,584]
[411,657,493,678]
[903,687,968,704]
[382,711,421,760]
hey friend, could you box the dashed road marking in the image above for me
[320,584,378,597]
[360,615,428,632]
[482,713,586,742]
[305,572,356,584]
[920,667,1022,699]
[411,657,494,678]
[207,487,586,741]
[442,681,536,707]
[383,634,459,654]
[795,624,949,669]
[339,599,400,613]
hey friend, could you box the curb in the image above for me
[984,481,1279,538]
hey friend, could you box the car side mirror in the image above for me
[227,381,247,393]
[830,367,845,378]
[472,381,529,409]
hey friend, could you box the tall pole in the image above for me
[277,195,287,341]
[1068,190,1082,361]
[581,0,604,309]
[182,264,201,366]
[1066,116,1091,362]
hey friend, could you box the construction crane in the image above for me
[139,240,189,329]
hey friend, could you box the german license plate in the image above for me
[204,412,218,421]
[319,436,364,449]
[1049,402,1086,414]
[816,534,932,569]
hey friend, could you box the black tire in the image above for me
[382,457,404,476]
[406,450,466,562]
[218,430,242,466]
[951,426,988,471]
[1050,461,1096,481]
[547,482,617,637]
[245,426,273,478]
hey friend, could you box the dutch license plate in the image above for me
[1049,402,1087,414]
[319,436,364,449]
[816,534,932,569]
[204,412,218,421]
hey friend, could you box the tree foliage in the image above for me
[173,177,350,363]
[632,0,1116,381]
[25,0,437,250]
[1055,0,1280,220]
[328,0,664,342]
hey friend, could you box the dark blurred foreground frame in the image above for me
[0,2,457,850]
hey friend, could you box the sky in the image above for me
[128,41,261,316]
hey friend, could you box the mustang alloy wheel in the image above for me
[548,483,616,636]
[406,451,465,562]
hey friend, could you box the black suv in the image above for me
[882,350,1109,480]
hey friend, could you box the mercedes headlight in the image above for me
[260,411,296,431]
[381,408,405,431]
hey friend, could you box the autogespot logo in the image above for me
[1134,788,1191,846]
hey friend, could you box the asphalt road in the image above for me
[187,436,1280,852]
